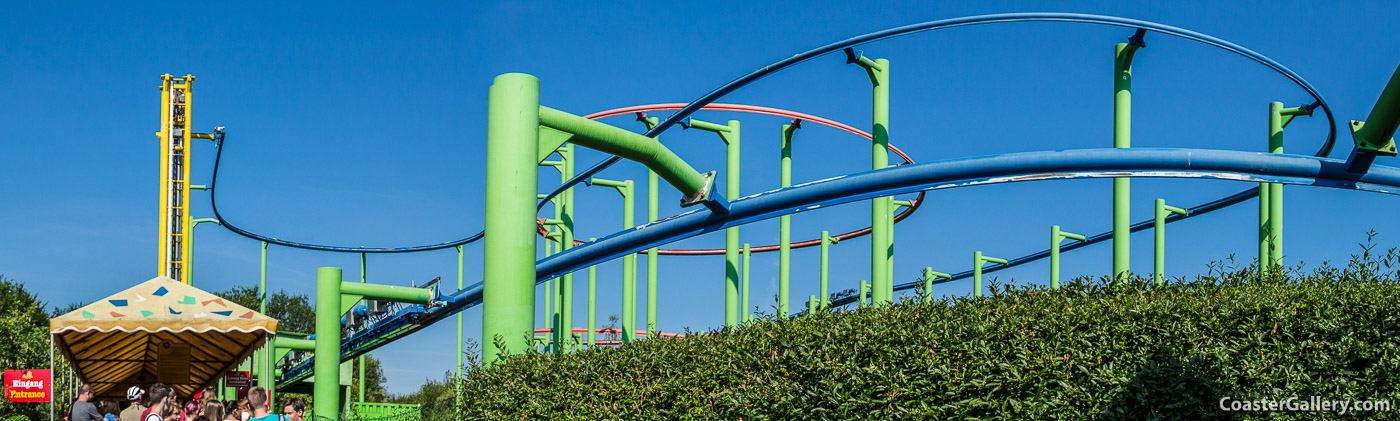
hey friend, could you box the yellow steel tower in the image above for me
[157,74,195,283]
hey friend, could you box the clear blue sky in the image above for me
[3,1,1398,394]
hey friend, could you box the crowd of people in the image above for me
[60,383,306,421]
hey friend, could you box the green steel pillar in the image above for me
[313,267,342,421]
[541,234,554,352]
[687,118,740,326]
[973,252,1008,298]
[858,280,869,309]
[1351,64,1400,157]
[778,122,799,315]
[807,295,818,314]
[851,52,893,307]
[889,200,913,294]
[820,231,836,309]
[640,115,662,338]
[560,144,576,352]
[482,73,540,363]
[259,241,268,391]
[185,218,220,286]
[358,253,365,403]
[1268,102,1285,269]
[542,156,575,352]
[587,238,598,347]
[921,267,950,299]
[455,245,463,379]
[591,177,636,341]
[741,244,752,323]
[1154,199,1189,286]
[1258,182,1270,273]
[1113,41,1141,285]
[1050,226,1087,290]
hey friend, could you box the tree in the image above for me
[350,354,389,403]
[389,371,455,406]
[49,301,84,318]
[212,285,314,333]
[0,275,71,420]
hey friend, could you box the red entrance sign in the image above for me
[4,369,50,402]
[225,370,251,388]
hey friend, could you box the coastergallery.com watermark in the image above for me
[1220,397,1392,414]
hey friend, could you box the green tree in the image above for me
[212,285,314,333]
[350,354,389,403]
[389,371,455,406]
[0,275,67,420]
[49,301,85,318]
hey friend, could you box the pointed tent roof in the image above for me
[50,277,276,398]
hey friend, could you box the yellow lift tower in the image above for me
[157,74,219,284]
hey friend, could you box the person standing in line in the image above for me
[70,384,105,421]
[120,387,147,421]
[179,398,201,420]
[244,387,282,421]
[235,398,252,421]
[102,401,122,421]
[220,401,241,421]
[202,400,225,421]
[280,397,304,421]
[142,383,175,421]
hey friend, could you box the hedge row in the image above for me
[455,245,1400,419]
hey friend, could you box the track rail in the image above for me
[279,149,1397,387]
[269,14,1344,386]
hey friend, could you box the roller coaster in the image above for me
[165,13,1397,420]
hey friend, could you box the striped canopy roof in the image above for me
[50,277,276,398]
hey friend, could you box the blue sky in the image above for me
[3,1,1398,394]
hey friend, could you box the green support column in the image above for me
[687,118,741,326]
[850,52,893,307]
[1351,64,1400,156]
[587,245,597,347]
[858,280,869,309]
[358,253,365,403]
[807,295,818,314]
[921,267,950,299]
[1258,182,1270,273]
[310,272,434,420]
[741,244,752,323]
[591,178,636,341]
[820,231,836,309]
[455,245,463,380]
[1261,101,1314,271]
[639,116,661,338]
[560,144,576,351]
[185,218,220,286]
[889,200,913,295]
[1154,199,1189,286]
[1050,226,1087,290]
[1267,102,1285,269]
[541,234,554,353]
[313,267,343,421]
[778,122,799,315]
[1113,41,1141,285]
[541,158,570,353]
[973,252,1008,298]
[542,167,562,353]
[259,241,268,391]
[482,73,540,363]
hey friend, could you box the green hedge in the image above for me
[456,248,1400,419]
